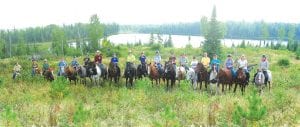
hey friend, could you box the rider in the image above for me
[12,62,22,79]
[94,50,103,67]
[125,50,136,73]
[201,52,210,69]
[83,54,90,66]
[259,54,269,85]
[111,53,120,76]
[179,53,188,70]
[237,54,250,83]
[31,59,39,76]
[210,54,220,73]
[71,56,79,70]
[139,51,147,67]
[190,56,198,70]
[154,50,162,73]
[42,59,50,75]
[169,51,176,71]
[224,54,236,78]
[58,57,67,76]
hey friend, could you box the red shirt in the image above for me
[94,54,102,64]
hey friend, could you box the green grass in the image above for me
[0,47,299,126]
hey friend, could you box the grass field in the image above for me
[0,46,299,126]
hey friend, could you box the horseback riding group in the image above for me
[11,49,272,93]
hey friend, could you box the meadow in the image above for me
[0,46,299,126]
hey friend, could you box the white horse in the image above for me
[90,65,102,86]
[209,65,219,95]
[255,71,265,93]
[186,68,197,90]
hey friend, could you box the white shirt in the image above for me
[238,59,248,70]
[190,60,198,69]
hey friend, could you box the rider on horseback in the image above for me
[224,54,236,78]
[201,52,210,69]
[58,57,67,76]
[190,56,198,70]
[210,54,220,72]
[111,53,120,76]
[124,50,136,75]
[139,51,147,68]
[154,50,162,73]
[260,55,269,85]
[42,59,49,75]
[83,54,90,66]
[71,56,79,70]
[179,53,189,70]
[169,51,176,71]
[13,62,22,79]
[31,59,39,76]
[94,50,103,68]
[237,54,250,83]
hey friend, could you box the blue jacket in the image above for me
[140,56,146,63]
[111,57,118,63]
[58,61,67,67]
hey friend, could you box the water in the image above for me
[105,33,287,48]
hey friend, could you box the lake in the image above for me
[105,33,287,48]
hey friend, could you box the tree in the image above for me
[164,34,173,47]
[202,5,222,57]
[88,14,104,52]
[261,21,269,46]
[200,16,208,36]
[149,33,155,45]
[287,24,296,51]
[51,25,67,56]
[277,25,286,49]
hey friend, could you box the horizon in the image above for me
[1,0,299,29]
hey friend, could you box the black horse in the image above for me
[164,61,176,91]
[124,62,136,88]
[136,63,148,79]
[108,62,120,83]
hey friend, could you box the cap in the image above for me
[227,54,232,57]
[156,50,159,53]
[96,50,100,53]
[44,59,47,62]
[262,54,266,58]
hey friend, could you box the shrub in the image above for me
[296,48,300,60]
[277,58,290,67]
[73,102,90,126]
[150,43,162,51]
[50,77,70,101]
[1,105,17,126]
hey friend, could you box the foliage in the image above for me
[159,105,179,127]
[164,34,173,47]
[88,14,104,52]
[0,77,3,87]
[1,105,17,126]
[233,90,267,126]
[150,43,162,51]
[51,25,67,56]
[261,21,269,43]
[202,5,223,57]
[50,76,70,101]
[287,24,296,51]
[296,48,300,59]
[73,102,90,126]
[240,40,246,48]
[277,58,290,67]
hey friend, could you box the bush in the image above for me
[277,58,290,67]
[150,43,162,51]
[296,48,300,60]
[73,102,90,126]
[50,77,70,101]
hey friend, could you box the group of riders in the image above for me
[12,49,270,85]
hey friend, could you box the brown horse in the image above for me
[217,68,234,93]
[34,68,43,76]
[108,62,120,84]
[195,63,209,91]
[44,68,55,82]
[64,66,78,84]
[177,65,186,86]
[234,68,247,94]
[164,61,176,91]
[148,63,160,85]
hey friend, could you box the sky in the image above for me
[0,0,299,29]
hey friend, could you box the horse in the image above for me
[164,61,176,91]
[195,63,209,91]
[124,62,136,88]
[148,63,160,85]
[234,68,247,94]
[64,66,78,84]
[254,71,265,94]
[136,63,148,79]
[217,68,234,93]
[34,68,43,76]
[209,64,219,95]
[186,68,197,90]
[254,70,272,91]
[77,66,88,85]
[86,62,102,86]
[176,65,186,86]
[44,68,55,82]
[108,62,120,84]
[99,63,108,80]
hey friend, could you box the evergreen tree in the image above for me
[287,24,296,51]
[277,25,285,49]
[149,33,154,45]
[51,25,67,56]
[88,14,104,51]
[202,5,222,57]
[165,34,173,47]
[261,21,269,46]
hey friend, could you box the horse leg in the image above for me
[233,83,238,93]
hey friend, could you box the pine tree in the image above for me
[202,5,223,57]
[149,33,154,45]
[287,24,296,51]
[88,14,104,52]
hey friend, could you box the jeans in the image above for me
[263,70,268,85]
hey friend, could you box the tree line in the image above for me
[0,15,119,58]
